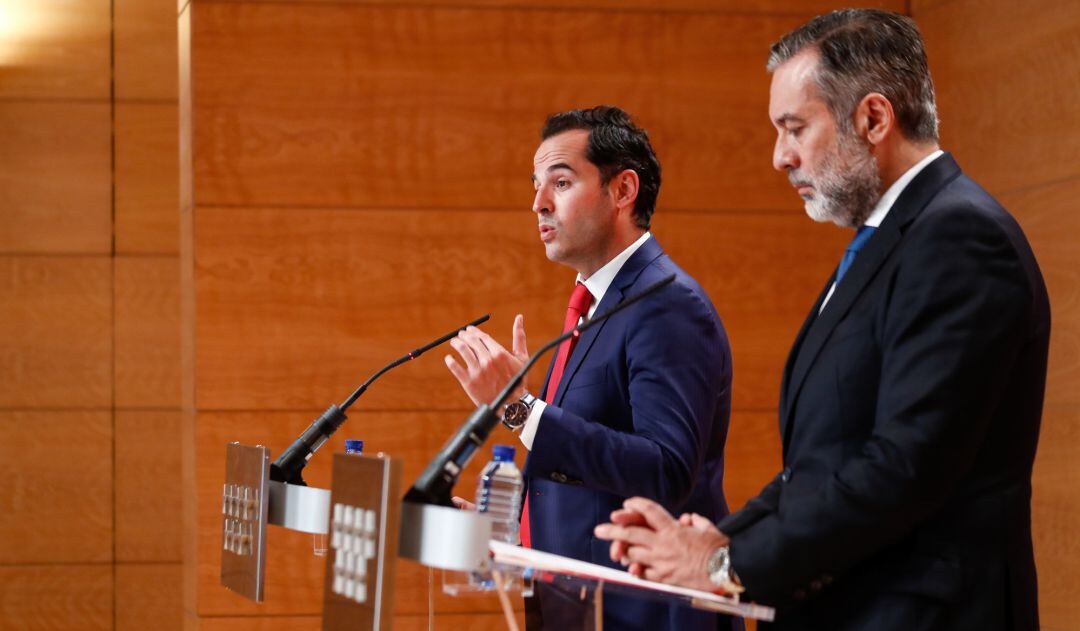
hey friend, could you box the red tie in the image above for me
[521,282,593,548]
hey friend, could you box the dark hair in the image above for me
[541,106,661,230]
[768,9,939,142]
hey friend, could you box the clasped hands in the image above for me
[594,497,733,594]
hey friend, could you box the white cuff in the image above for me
[518,400,546,451]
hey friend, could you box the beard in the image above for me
[790,132,882,229]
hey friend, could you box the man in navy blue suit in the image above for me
[596,10,1048,631]
[444,106,736,630]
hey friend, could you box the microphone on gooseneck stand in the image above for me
[404,274,677,506]
[269,313,491,486]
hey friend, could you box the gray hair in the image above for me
[768,9,939,142]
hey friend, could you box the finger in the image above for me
[593,523,655,547]
[622,497,676,530]
[451,496,476,511]
[463,326,504,357]
[628,562,645,578]
[610,508,649,528]
[677,513,694,527]
[449,337,480,372]
[444,354,469,382]
[512,314,529,358]
[686,513,716,532]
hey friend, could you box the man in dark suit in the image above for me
[595,10,1049,631]
[444,106,736,629]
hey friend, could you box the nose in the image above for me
[532,186,551,215]
[773,135,798,172]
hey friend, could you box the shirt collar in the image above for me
[863,149,944,228]
[576,231,652,315]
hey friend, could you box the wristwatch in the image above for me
[501,392,537,431]
[707,545,744,594]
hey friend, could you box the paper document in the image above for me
[489,540,775,621]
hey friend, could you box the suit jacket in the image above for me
[525,236,735,630]
[719,154,1049,631]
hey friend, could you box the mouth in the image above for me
[539,224,556,242]
[792,182,813,199]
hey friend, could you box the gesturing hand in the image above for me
[594,497,730,593]
[444,314,530,406]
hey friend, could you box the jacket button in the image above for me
[780,468,792,483]
[551,472,568,483]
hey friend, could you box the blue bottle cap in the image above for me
[344,439,364,454]
[493,444,515,462]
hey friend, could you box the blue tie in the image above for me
[835,225,877,285]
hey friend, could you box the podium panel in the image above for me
[322,453,403,631]
[220,442,271,602]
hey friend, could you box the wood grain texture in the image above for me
[191,2,812,212]
[115,256,182,408]
[193,207,845,412]
[115,0,181,101]
[196,0,903,13]
[998,177,1080,407]
[0,0,111,100]
[116,411,183,562]
[117,563,184,631]
[116,103,182,255]
[1031,405,1080,629]
[0,256,113,408]
[0,411,113,564]
[724,410,782,512]
[0,565,113,631]
[194,409,524,616]
[0,102,112,255]
[918,0,1080,194]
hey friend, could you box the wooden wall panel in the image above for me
[194,207,845,412]
[918,0,1080,193]
[0,411,113,564]
[0,103,113,255]
[0,0,111,100]
[117,563,184,631]
[116,410,183,562]
[202,0,903,13]
[0,257,113,408]
[724,410,782,512]
[116,104,182,255]
[115,257,182,408]
[115,0,180,100]
[191,3,808,212]
[998,177,1080,407]
[0,565,113,631]
[1031,405,1080,627]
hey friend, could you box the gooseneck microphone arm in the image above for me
[404,274,676,506]
[270,313,491,486]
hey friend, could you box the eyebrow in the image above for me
[774,113,805,126]
[531,162,577,183]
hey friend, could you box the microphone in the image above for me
[404,274,677,506]
[269,313,491,486]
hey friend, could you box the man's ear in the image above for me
[610,168,640,217]
[854,92,896,146]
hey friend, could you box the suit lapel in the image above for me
[553,236,664,405]
[779,275,834,424]
[779,153,963,449]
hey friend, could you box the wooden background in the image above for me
[0,0,1076,629]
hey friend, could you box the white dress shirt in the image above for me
[819,150,944,312]
[518,231,653,450]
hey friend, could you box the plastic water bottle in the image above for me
[475,444,523,545]
[344,439,364,455]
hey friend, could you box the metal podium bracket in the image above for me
[268,480,332,534]
[398,501,492,572]
[220,442,271,602]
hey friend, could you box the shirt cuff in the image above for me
[518,400,547,451]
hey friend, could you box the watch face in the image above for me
[502,401,529,429]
